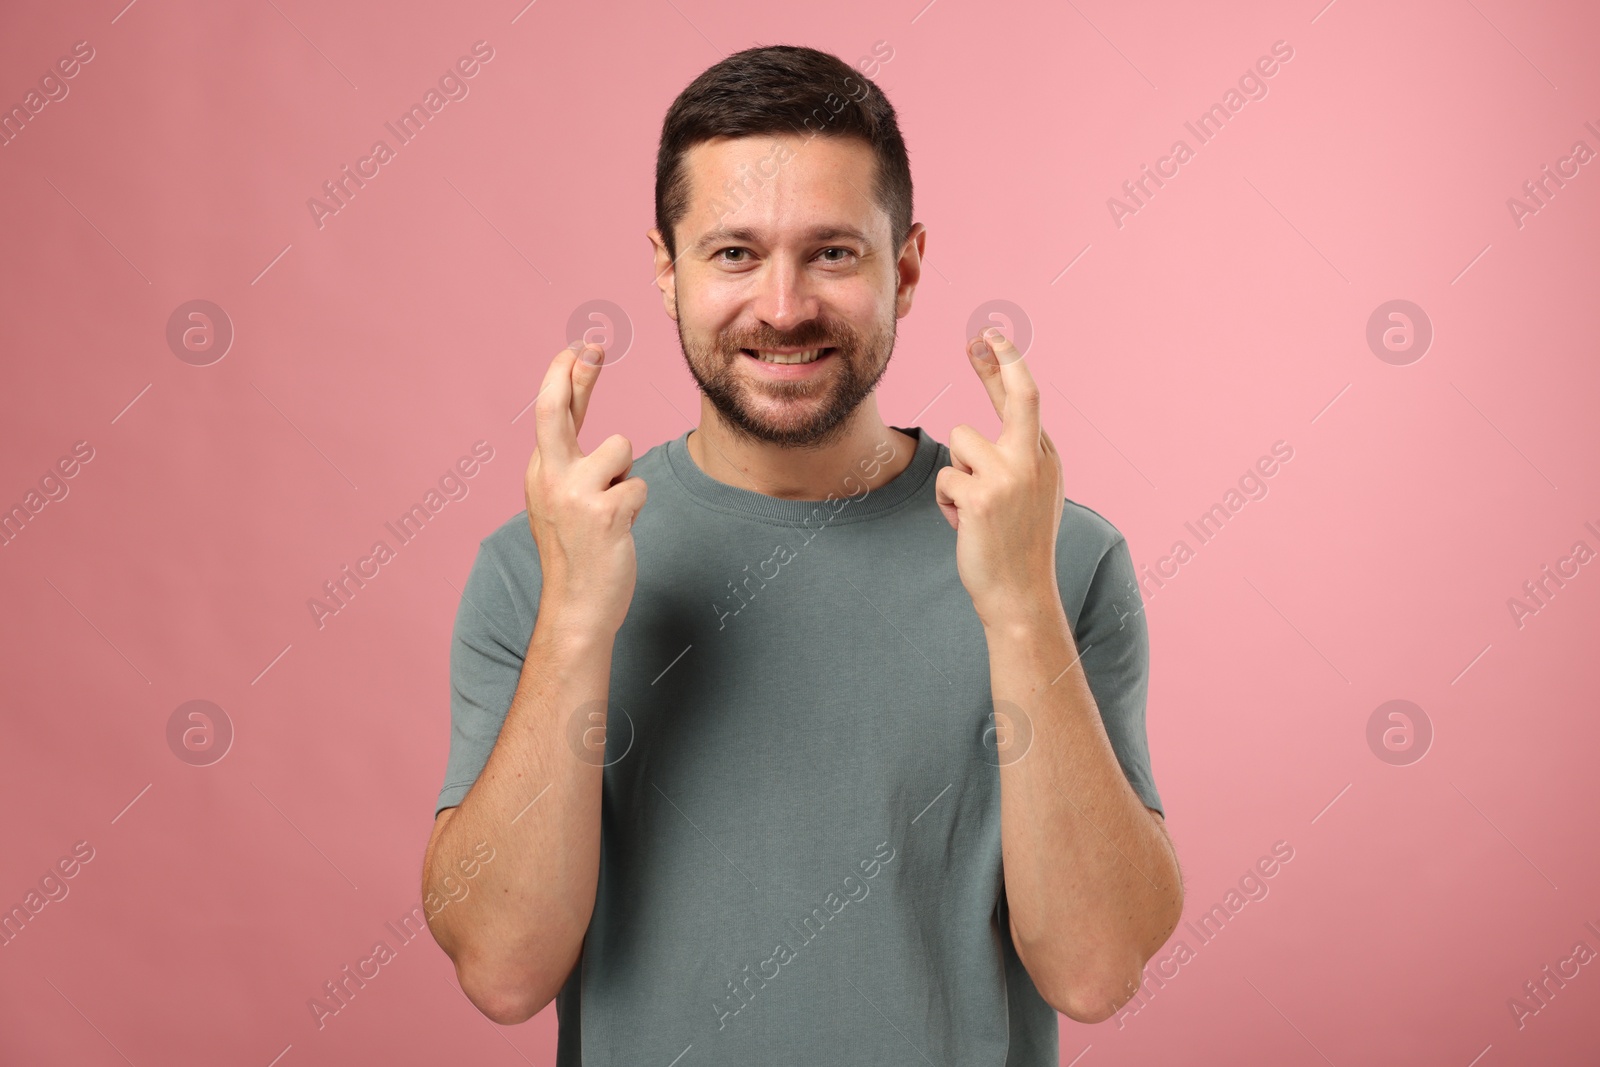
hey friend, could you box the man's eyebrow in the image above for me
[690,225,874,255]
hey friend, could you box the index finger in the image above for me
[568,342,607,438]
[533,342,585,466]
[979,328,1041,447]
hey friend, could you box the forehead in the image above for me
[679,134,884,246]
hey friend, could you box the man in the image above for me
[422,43,1182,1064]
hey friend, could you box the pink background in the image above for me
[3,0,1597,1063]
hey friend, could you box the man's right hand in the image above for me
[524,341,647,637]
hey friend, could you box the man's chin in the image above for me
[721,399,853,448]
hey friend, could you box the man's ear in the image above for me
[895,222,927,320]
[647,227,679,322]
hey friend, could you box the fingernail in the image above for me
[968,340,989,360]
[982,326,1005,343]
[580,345,604,366]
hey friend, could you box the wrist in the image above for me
[978,592,1069,644]
[535,588,622,645]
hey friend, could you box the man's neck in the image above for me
[685,403,919,501]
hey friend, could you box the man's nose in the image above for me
[751,256,820,334]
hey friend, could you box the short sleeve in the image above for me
[435,535,536,817]
[1071,536,1163,816]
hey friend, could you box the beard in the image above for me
[675,297,897,450]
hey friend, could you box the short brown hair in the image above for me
[654,44,913,264]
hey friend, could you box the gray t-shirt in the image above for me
[436,424,1162,1065]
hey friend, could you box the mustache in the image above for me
[726,333,848,351]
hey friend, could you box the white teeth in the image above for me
[752,349,825,364]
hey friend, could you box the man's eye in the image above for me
[716,248,749,263]
[819,247,855,262]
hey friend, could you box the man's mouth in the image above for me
[741,347,835,365]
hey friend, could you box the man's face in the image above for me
[653,133,916,450]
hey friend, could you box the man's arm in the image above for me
[422,601,613,1025]
[989,594,1183,1023]
[935,327,1181,1025]
[422,339,645,1025]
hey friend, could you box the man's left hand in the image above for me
[935,327,1066,629]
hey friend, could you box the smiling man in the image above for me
[422,44,1182,1065]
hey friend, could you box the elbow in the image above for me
[430,913,585,1026]
[457,962,553,1026]
[1019,942,1136,1023]
[474,993,543,1028]
[1043,917,1185,1024]
[1014,921,1150,1025]
[1023,932,1157,1024]
[467,989,538,1027]
[1041,912,1184,1024]
[1042,964,1145,1024]
[443,931,574,1026]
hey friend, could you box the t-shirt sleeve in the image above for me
[435,535,534,818]
[1072,535,1163,816]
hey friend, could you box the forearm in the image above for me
[425,595,613,1020]
[988,595,1182,1021]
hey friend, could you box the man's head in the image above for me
[649,45,924,450]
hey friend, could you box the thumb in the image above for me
[935,466,966,530]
